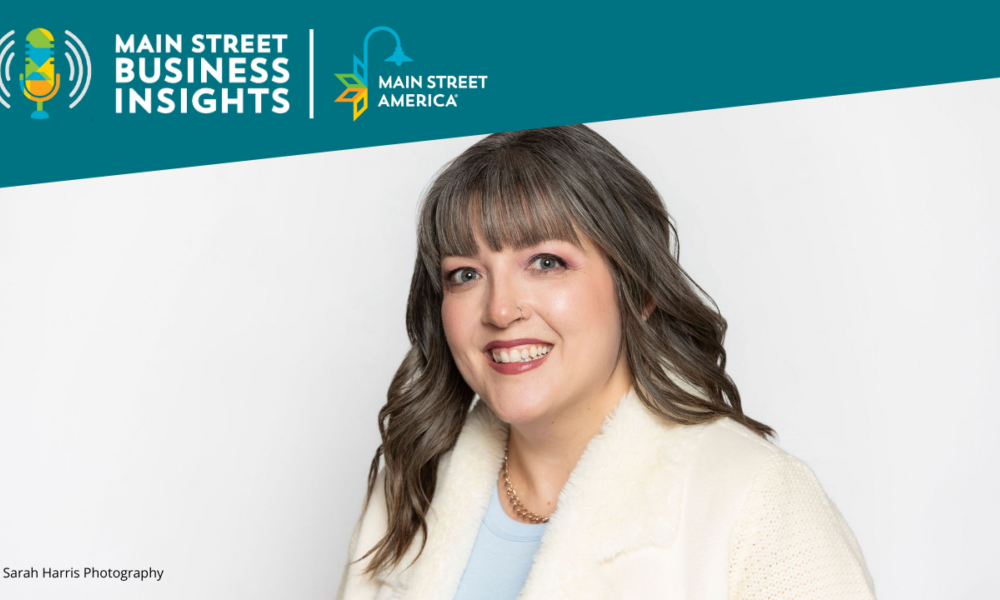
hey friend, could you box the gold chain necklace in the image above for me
[501,447,550,524]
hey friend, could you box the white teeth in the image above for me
[491,345,553,363]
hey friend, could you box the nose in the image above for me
[483,271,525,328]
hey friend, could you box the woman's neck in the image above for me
[497,360,633,522]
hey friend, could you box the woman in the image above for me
[337,125,875,600]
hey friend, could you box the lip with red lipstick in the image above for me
[483,338,553,375]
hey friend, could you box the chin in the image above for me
[481,382,559,425]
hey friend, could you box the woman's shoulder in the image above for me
[681,417,876,598]
[683,416,842,513]
[690,416,786,473]
[673,416,829,532]
[663,415,789,502]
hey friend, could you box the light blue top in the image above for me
[452,483,547,600]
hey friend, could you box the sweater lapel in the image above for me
[394,396,509,600]
[394,386,697,600]
[519,387,695,599]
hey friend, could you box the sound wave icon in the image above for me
[0,29,90,111]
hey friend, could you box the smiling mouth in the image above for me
[488,344,553,364]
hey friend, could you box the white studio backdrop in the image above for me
[1,77,997,599]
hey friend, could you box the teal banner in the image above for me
[0,0,997,189]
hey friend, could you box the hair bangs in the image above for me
[433,150,582,258]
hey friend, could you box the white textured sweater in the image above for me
[337,387,876,600]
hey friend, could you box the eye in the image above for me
[529,254,566,271]
[447,267,481,285]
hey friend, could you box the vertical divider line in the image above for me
[309,29,314,119]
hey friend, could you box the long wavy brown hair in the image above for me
[357,124,773,577]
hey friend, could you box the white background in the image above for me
[1,78,998,599]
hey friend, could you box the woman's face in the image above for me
[440,231,629,426]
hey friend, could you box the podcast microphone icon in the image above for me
[19,28,60,119]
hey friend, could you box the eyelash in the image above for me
[444,254,567,286]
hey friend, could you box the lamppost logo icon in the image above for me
[0,28,91,119]
[335,26,412,121]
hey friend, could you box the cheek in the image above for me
[546,272,621,358]
[441,296,477,359]
[440,297,460,345]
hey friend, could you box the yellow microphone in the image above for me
[19,28,60,120]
